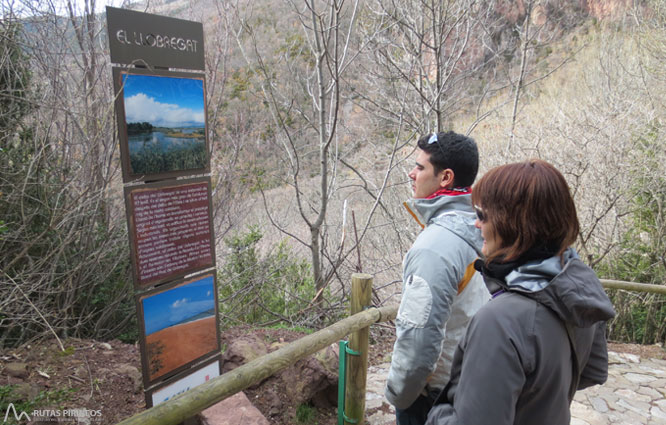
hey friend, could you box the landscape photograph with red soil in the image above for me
[141,274,218,382]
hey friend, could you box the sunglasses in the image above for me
[427,132,447,157]
[474,205,487,222]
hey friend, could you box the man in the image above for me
[385,131,490,425]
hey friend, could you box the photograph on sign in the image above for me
[146,357,221,408]
[124,177,215,288]
[113,68,209,182]
[138,274,219,385]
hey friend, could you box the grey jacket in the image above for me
[385,194,490,409]
[425,248,616,425]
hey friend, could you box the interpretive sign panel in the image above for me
[137,274,220,386]
[108,6,218,407]
[125,177,214,288]
[146,357,221,407]
[113,67,209,182]
[107,6,204,70]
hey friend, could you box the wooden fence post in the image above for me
[344,273,373,424]
[117,305,397,425]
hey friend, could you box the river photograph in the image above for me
[122,73,207,176]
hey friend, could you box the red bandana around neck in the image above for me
[424,187,472,199]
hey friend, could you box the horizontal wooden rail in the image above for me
[115,276,662,425]
[601,279,666,295]
[116,305,398,425]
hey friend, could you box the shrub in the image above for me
[218,226,321,329]
[0,19,135,348]
[597,127,666,345]
[295,402,317,423]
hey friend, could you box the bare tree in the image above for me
[356,0,513,138]
[0,0,133,347]
[0,0,261,346]
[226,0,411,310]
[453,2,664,343]
[505,0,587,151]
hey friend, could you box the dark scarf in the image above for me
[474,243,561,283]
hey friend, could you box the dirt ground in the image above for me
[607,341,666,360]
[0,338,144,424]
[0,326,391,425]
[0,328,662,425]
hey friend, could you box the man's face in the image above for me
[408,149,446,199]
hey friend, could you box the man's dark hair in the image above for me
[417,131,479,187]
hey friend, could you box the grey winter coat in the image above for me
[385,194,490,409]
[425,248,616,425]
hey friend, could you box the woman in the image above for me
[425,159,616,425]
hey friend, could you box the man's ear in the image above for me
[439,169,455,189]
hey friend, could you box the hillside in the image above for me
[1,0,665,422]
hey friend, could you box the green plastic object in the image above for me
[338,340,360,425]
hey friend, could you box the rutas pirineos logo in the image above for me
[3,403,30,422]
[3,404,103,423]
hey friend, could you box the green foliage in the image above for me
[0,23,135,346]
[0,384,76,424]
[129,140,207,175]
[116,319,140,344]
[239,164,277,194]
[0,20,32,143]
[535,45,553,62]
[277,33,309,62]
[295,402,317,424]
[604,289,666,345]
[90,250,137,344]
[230,69,251,100]
[57,346,76,357]
[597,125,666,345]
[266,322,314,334]
[218,227,318,329]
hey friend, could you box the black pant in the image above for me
[395,390,438,425]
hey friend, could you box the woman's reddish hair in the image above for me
[471,159,580,262]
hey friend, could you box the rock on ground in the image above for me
[198,392,270,425]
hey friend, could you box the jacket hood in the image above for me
[405,194,483,255]
[502,248,616,327]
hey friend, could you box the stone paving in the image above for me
[364,351,666,425]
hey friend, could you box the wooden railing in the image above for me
[117,274,397,425]
[600,279,666,295]
[115,275,664,425]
